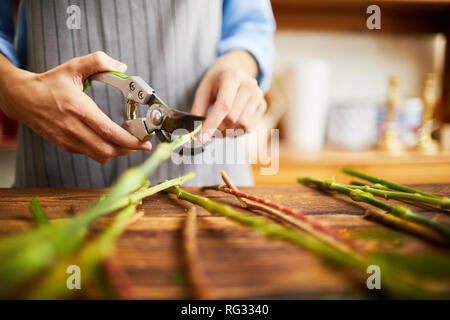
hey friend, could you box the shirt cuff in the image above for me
[0,32,20,67]
[218,28,274,93]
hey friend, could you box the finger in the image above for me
[71,51,127,80]
[191,77,213,116]
[200,76,239,143]
[70,119,137,158]
[248,100,267,129]
[237,97,260,132]
[59,119,136,163]
[222,86,250,128]
[75,94,152,151]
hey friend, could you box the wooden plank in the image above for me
[0,185,449,298]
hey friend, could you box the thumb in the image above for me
[71,51,127,79]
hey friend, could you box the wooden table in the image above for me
[0,185,449,299]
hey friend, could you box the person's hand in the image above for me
[0,51,151,164]
[191,50,267,143]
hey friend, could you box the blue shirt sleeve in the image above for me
[219,0,276,92]
[0,0,20,67]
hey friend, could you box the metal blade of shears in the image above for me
[160,109,205,134]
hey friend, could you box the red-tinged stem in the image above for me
[183,206,210,299]
[208,184,361,253]
[101,258,140,300]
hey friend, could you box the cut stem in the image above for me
[347,184,449,209]
[183,206,210,299]
[298,176,450,240]
[364,208,449,245]
[340,167,440,199]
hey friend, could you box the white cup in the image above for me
[285,59,330,152]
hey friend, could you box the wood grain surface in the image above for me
[0,184,449,299]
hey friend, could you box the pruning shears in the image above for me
[84,71,205,143]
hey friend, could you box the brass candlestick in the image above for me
[416,74,439,155]
[379,76,404,156]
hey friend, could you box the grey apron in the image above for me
[15,0,253,187]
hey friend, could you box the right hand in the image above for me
[0,51,152,164]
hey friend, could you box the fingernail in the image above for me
[140,142,152,150]
[114,61,127,70]
[200,132,210,144]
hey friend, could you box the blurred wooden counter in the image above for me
[252,145,450,185]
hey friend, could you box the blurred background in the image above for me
[250,0,450,185]
[1,0,450,187]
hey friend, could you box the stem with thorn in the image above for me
[298,176,450,240]
[208,172,361,253]
[167,185,364,267]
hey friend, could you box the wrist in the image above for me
[0,54,33,118]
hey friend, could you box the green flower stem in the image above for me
[347,185,450,209]
[298,177,450,240]
[350,181,394,192]
[29,198,49,225]
[364,208,449,245]
[0,173,194,297]
[0,124,201,297]
[29,203,138,299]
[76,172,195,226]
[80,123,202,224]
[341,167,440,199]
[166,186,444,298]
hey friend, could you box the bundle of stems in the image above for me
[0,125,201,297]
[347,184,450,210]
[205,172,361,254]
[166,186,447,298]
[341,167,448,203]
[298,176,450,241]
[167,185,364,267]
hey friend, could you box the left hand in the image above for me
[191,50,267,143]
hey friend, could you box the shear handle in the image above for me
[89,71,155,105]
